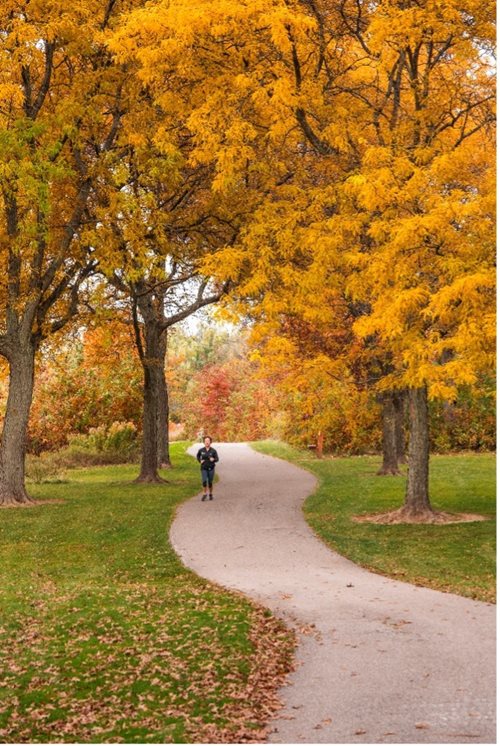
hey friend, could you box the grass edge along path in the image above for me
[251,441,495,604]
[0,442,295,744]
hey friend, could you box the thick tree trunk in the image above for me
[402,386,434,516]
[395,390,407,464]
[137,365,162,483]
[0,346,36,505]
[135,312,167,484]
[157,375,172,468]
[156,334,172,469]
[377,392,401,475]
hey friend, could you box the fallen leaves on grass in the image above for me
[0,584,295,744]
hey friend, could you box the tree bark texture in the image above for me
[394,390,407,464]
[156,333,172,469]
[134,297,167,484]
[403,386,433,515]
[0,345,36,504]
[377,392,401,475]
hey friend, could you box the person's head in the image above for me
[204,436,212,448]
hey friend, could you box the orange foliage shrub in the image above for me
[27,322,143,453]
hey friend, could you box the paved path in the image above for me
[170,444,496,744]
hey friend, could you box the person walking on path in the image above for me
[196,436,219,501]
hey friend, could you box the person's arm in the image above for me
[211,449,219,463]
[197,448,203,464]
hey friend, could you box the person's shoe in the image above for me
[201,495,207,501]
[209,494,213,500]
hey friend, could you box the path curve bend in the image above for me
[170,443,495,744]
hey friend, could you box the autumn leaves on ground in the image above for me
[0,444,294,744]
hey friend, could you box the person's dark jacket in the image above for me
[197,446,219,470]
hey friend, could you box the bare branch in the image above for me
[47,261,97,337]
[30,210,47,291]
[161,280,232,329]
[434,95,495,138]
[338,0,374,58]
[102,108,123,152]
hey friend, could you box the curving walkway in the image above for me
[170,443,496,744]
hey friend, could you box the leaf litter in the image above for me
[0,582,295,743]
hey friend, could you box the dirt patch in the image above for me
[353,509,488,525]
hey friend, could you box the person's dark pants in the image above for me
[201,468,215,488]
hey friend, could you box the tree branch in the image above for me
[434,95,495,139]
[23,40,55,120]
[338,0,374,58]
[295,108,338,155]
[162,280,232,329]
[40,178,92,294]
[102,0,118,29]
[131,294,145,363]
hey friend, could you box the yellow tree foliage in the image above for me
[338,0,496,397]
[0,0,142,503]
[85,60,240,481]
[112,0,495,517]
[112,0,494,396]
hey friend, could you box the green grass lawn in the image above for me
[0,443,294,744]
[252,442,496,604]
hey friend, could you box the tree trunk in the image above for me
[156,334,172,469]
[135,310,167,484]
[402,386,434,516]
[377,392,401,475]
[395,390,407,464]
[0,345,36,505]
